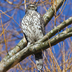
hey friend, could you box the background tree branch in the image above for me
[0,27,72,72]
[0,0,72,72]
[1,0,67,63]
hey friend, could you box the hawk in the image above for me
[21,4,45,71]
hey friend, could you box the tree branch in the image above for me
[0,27,72,72]
[1,37,27,62]
[43,0,66,26]
[37,17,72,42]
[1,17,72,63]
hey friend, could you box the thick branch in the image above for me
[1,37,27,62]
[43,0,66,26]
[0,27,72,72]
[38,17,72,42]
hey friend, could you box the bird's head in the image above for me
[25,4,37,13]
[27,4,37,11]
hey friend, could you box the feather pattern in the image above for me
[21,4,45,71]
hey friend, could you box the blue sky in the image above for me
[0,0,72,71]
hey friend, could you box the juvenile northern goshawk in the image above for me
[21,4,45,71]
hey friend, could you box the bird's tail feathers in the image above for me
[35,52,43,71]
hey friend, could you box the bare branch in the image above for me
[38,17,72,42]
[0,27,72,72]
[1,37,27,63]
[43,0,66,26]
[1,17,72,63]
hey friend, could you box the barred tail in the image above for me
[35,52,43,71]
